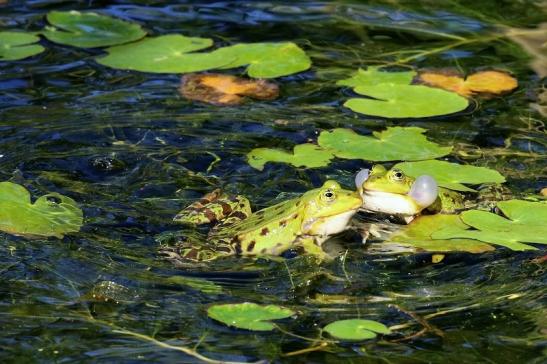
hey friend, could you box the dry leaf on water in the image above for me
[179,73,279,105]
[417,70,518,97]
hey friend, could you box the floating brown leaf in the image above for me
[418,70,518,97]
[179,73,279,105]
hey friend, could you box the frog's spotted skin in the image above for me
[161,180,363,263]
[357,165,464,223]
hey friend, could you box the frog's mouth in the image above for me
[361,190,421,216]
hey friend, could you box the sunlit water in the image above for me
[1,1,545,362]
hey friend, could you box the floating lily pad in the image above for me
[418,70,518,97]
[318,127,452,162]
[0,31,45,61]
[0,182,83,238]
[96,34,227,73]
[434,200,547,251]
[43,10,146,48]
[390,215,495,253]
[394,160,506,192]
[212,42,311,78]
[345,83,469,118]
[337,67,417,87]
[179,73,279,105]
[323,319,391,341]
[247,143,335,170]
[207,302,295,331]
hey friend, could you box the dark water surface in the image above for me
[1,1,546,363]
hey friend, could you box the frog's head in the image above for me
[355,165,438,217]
[301,180,363,238]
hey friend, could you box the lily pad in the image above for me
[211,42,311,78]
[0,31,45,61]
[337,67,417,87]
[434,200,547,251]
[247,143,335,170]
[390,215,495,253]
[418,70,518,97]
[96,34,227,73]
[207,302,295,331]
[318,127,452,162]
[394,160,506,192]
[345,83,469,118]
[0,182,83,238]
[323,319,391,341]
[43,10,146,48]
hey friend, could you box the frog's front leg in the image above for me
[296,236,334,262]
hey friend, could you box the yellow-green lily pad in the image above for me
[394,160,506,192]
[433,200,547,251]
[390,215,495,253]
[323,319,391,341]
[0,182,83,238]
[247,143,335,170]
[318,127,452,162]
[96,34,226,73]
[345,83,469,118]
[43,10,146,48]
[0,31,45,61]
[207,302,295,331]
[337,67,417,88]
[212,42,311,78]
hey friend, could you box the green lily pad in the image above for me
[212,42,311,78]
[318,127,452,162]
[390,215,495,253]
[247,143,335,170]
[97,34,226,73]
[323,319,391,341]
[394,160,506,192]
[0,182,83,238]
[337,67,417,87]
[345,84,469,118]
[433,200,547,251]
[42,10,146,48]
[0,32,45,61]
[207,302,295,331]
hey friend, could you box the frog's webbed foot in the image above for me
[174,189,252,226]
[159,242,231,264]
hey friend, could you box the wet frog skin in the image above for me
[162,180,363,262]
[356,165,464,223]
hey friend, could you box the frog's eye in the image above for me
[322,189,336,202]
[390,169,405,181]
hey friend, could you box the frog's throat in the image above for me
[302,209,358,239]
[361,191,422,216]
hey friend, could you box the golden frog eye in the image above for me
[390,169,405,181]
[322,189,336,202]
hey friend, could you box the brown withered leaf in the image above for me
[179,73,279,106]
[417,70,518,97]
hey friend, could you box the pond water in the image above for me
[1,1,546,363]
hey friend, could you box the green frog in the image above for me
[160,180,363,263]
[355,165,464,223]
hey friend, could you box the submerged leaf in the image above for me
[418,70,518,97]
[337,66,416,87]
[345,83,469,118]
[318,127,452,162]
[323,319,391,341]
[0,31,45,61]
[389,215,495,253]
[433,200,547,251]
[43,10,146,48]
[0,182,83,238]
[247,144,335,170]
[97,34,226,73]
[207,302,295,331]
[394,160,506,192]
[212,42,311,78]
[179,73,279,105]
